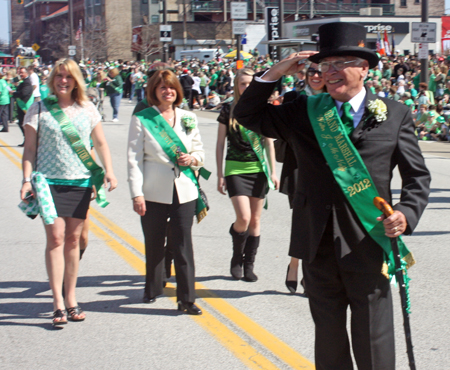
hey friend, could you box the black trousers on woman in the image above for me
[140,188,197,303]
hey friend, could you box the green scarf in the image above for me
[17,95,34,113]
[43,97,109,208]
[134,107,209,222]
[240,126,275,190]
[307,93,414,310]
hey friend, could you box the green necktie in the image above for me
[341,102,354,136]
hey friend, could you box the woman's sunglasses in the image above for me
[307,68,322,77]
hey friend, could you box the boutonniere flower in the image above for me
[181,114,197,133]
[367,99,388,123]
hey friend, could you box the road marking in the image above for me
[0,144,21,169]
[88,207,314,369]
[0,137,315,369]
[89,219,281,370]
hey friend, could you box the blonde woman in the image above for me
[216,68,279,282]
[21,58,117,326]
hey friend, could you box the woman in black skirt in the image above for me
[20,58,117,326]
[216,68,279,282]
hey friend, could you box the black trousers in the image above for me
[183,89,192,109]
[17,108,25,137]
[0,104,9,131]
[140,189,197,303]
[302,220,395,370]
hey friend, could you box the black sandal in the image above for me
[52,309,67,327]
[66,306,86,322]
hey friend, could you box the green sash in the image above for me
[43,97,109,208]
[240,126,275,190]
[307,94,414,307]
[135,107,209,222]
[17,95,34,113]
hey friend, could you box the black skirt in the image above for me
[49,185,92,219]
[225,172,268,199]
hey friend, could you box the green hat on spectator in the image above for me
[436,116,446,124]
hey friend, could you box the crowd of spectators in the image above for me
[2,49,450,141]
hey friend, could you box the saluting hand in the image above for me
[262,51,319,82]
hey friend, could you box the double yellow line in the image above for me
[0,137,314,370]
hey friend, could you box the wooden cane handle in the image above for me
[373,196,395,217]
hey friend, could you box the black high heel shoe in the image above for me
[285,266,298,294]
[178,301,202,315]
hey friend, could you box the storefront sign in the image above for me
[266,7,280,61]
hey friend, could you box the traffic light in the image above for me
[17,0,24,4]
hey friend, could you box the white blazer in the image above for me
[127,107,205,204]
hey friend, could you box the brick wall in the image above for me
[105,0,133,60]
[392,0,444,16]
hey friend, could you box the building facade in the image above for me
[10,0,447,62]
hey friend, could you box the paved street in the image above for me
[1,100,449,369]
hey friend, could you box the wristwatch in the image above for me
[23,177,31,184]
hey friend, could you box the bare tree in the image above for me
[41,22,70,60]
[82,17,108,61]
[134,24,163,62]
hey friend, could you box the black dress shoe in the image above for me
[18,142,25,147]
[0,128,8,133]
[285,266,298,294]
[177,301,202,315]
[143,292,156,304]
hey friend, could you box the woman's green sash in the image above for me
[240,126,275,190]
[43,97,109,208]
[307,94,414,304]
[134,107,209,222]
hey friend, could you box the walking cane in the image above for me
[373,197,416,370]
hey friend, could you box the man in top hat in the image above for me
[234,22,430,369]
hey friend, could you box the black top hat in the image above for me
[308,22,379,69]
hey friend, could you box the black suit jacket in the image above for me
[13,77,33,107]
[235,81,431,273]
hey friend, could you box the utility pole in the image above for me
[420,0,428,84]
[69,0,74,46]
[163,0,168,62]
[182,0,187,50]
[7,0,12,54]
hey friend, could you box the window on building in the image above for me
[142,0,149,4]
[414,0,420,4]
[46,5,50,14]
[151,0,158,4]
[95,0,101,5]
[400,0,407,6]
[151,15,159,23]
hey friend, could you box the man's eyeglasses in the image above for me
[318,59,363,73]
[307,68,322,77]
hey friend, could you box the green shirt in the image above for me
[39,84,49,100]
[0,79,10,105]
[209,73,218,87]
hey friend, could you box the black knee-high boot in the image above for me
[243,235,260,282]
[229,224,249,280]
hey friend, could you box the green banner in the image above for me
[307,94,415,287]
[240,126,275,190]
[43,97,109,208]
[17,95,34,113]
[134,107,208,222]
